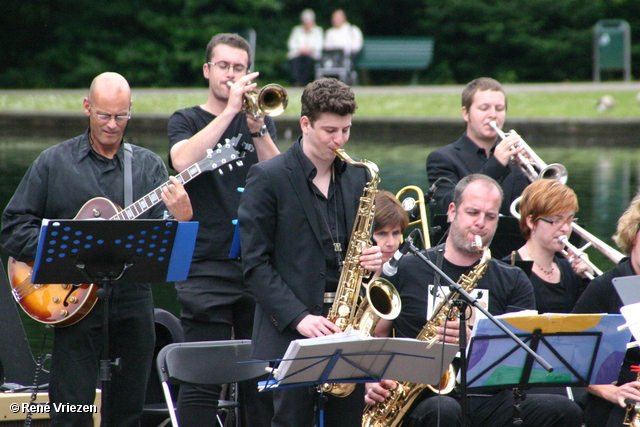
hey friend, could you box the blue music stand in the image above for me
[466,314,630,391]
[31,218,198,426]
[465,313,630,424]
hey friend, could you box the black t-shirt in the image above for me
[381,244,536,339]
[502,253,588,313]
[167,106,276,261]
[573,257,639,384]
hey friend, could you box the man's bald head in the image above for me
[88,72,131,105]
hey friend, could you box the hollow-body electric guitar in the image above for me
[8,136,248,326]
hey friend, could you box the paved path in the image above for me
[2,81,640,97]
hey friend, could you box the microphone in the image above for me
[382,228,420,276]
[424,178,442,204]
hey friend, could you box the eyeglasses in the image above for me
[539,216,578,227]
[207,61,248,74]
[89,104,131,124]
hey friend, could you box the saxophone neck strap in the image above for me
[434,246,445,289]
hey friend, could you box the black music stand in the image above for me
[260,333,458,425]
[32,218,198,427]
[466,313,630,422]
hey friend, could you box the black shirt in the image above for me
[382,244,536,339]
[1,131,169,262]
[293,138,348,292]
[572,257,639,385]
[426,133,529,215]
[167,106,276,261]
[502,253,588,313]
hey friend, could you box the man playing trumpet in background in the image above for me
[167,32,280,426]
[427,77,529,216]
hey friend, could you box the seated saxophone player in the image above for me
[365,174,583,427]
[426,77,529,217]
[503,179,591,314]
[573,193,640,427]
[371,190,410,279]
[239,77,383,427]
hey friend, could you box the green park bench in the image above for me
[356,36,435,84]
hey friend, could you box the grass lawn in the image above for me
[1,83,640,118]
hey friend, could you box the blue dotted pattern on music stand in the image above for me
[43,221,175,265]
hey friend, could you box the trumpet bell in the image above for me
[227,81,289,119]
[258,84,289,117]
[539,163,568,184]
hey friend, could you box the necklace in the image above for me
[522,245,555,277]
[314,167,343,270]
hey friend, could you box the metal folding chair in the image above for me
[156,339,268,427]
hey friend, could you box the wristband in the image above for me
[251,125,268,138]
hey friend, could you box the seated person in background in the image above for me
[573,193,640,427]
[427,77,529,216]
[503,179,591,313]
[323,9,363,72]
[287,9,323,87]
[371,190,409,278]
[365,174,583,427]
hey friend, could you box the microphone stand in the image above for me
[405,241,553,427]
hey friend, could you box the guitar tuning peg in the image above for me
[218,169,224,175]
[237,161,244,167]
[228,164,234,172]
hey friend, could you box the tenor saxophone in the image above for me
[362,237,491,427]
[320,149,402,398]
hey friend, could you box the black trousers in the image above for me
[289,55,315,87]
[175,259,271,427]
[49,283,155,427]
[271,384,365,427]
[405,389,584,427]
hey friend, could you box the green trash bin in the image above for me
[593,20,631,81]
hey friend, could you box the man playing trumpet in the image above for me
[427,77,529,216]
[167,32,280,426]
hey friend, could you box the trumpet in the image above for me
[489,121,568,184]
[395,185,431,249]
[227,81,288,119]
[557,235,598,280]
[510,196,624,275]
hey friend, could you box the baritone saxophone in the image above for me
[320,149,402,398]
[362,236,491,427]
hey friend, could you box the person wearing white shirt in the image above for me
[323,9,363,61]
[287,9,323,87]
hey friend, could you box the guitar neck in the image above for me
[109,165,202,220]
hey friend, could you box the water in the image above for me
[1,136,638,355]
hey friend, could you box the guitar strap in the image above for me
[123,142,133,206]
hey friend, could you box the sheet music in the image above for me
[273,332,458,387]
[620,302,640,347]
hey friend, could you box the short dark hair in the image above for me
[374,190,409,233]
[301,78,357,124]
[205,33,252,69]
[461,77,507,112]
[452,174,503,207]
